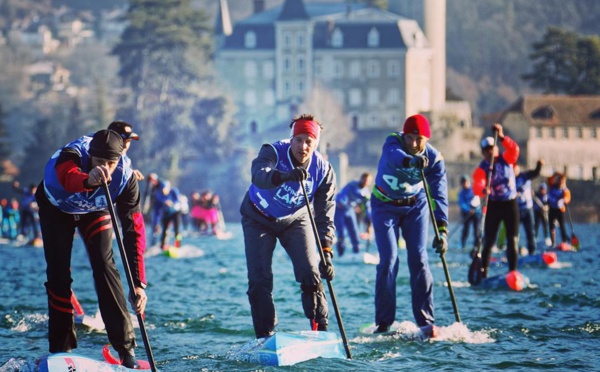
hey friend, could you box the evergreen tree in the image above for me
[0,103,11,161]
[112,0,236,183]
[522,27,600,94]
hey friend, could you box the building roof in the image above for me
[221,1,411,50]
[504,95,600,127]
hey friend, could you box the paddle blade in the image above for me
[468,256,483,285]
[571,234,580,251]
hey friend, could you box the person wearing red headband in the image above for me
[240,113,337,339]
[370,114,449,335]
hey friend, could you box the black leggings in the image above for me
[482,198,520,275]
[36,184,135,354]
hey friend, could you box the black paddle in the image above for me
[301,181,352,360]
[420,169,461,323]
[565,204,580,251]
[101,181,158,372]
[468,131,498,286]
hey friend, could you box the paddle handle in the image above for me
[101,182,158,372]
[301,181,352,359]
[420,169,461,323]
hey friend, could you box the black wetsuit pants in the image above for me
[482,198,520,276]
[36,184,135,354]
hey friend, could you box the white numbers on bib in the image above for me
[382,174,401,191]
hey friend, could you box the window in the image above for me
[245,90,256,106]
[562,127,569,138]
[368,113,379,127]
[332,28,343,48]
[244,31,256,49]
[577,127,583,138]
[262,61,274,79]
[349,89,361,106]
[592,127,597,138]
[283,32,292,47]
[314,61,322,77]
[387,88,400,105]
[352,115,359,130]
[297,56,305,73]
[250,121,257,134]
[536,127,542,138]
[283,56,292,72]
[349,60,361,78]
[244,61,257,78]
[283,80,291,94]
[264,89,275,106]
[297,80,304,94]
[297,32,305,47]
[549,127,555,138]
[367,88,379,107]
[387,60,400,77]
[368,27,379,47]
[334,61,344,78]
[389,113,400,128]
[367,60,380,78]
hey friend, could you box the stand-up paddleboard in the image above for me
[234,331,346,366]
[358,320,439,340]
[472,270,529,291]
[490,252,558,268]
[37,350,151,371]
[554,242,577,252]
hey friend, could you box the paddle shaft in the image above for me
[101,182,158,372]
[420,169,461,323]
[140,177,151,215]
[300,182,352,359]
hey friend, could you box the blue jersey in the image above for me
[372,132,448,225]
[478,157,517,202]
[458,187,481,214]
[248,140,329,219]
[336,180,370,209]
[43,135,132,214]
[515,174,534,210]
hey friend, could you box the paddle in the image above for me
[101,181,158,372]
[300,181,352,360]
[468,131,498,286]
[420,169,461,323]
[565,204,580,250]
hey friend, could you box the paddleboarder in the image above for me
[472,123,520,279]
[334,172,373,258]
[240,113,336,339]
[457,174,481,251]
[370,114,448,334]
[547,172,572,249]
[35,129,148,369]
[533,183,551,247]
[514,160,543,255]
[155,180,183,250]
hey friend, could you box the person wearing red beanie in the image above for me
[370,113,449,335]
[240,113,337,338]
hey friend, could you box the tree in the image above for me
[522,27,600,94]
[112,0,236,183]
[0,103,11,161]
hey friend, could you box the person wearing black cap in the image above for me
[472,123,520,278]
[370,114,448,336]
[35,129,148,368]
[107,120,144,182]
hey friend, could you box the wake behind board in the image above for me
[472,270,530,291]
[37,351,151,372]
[234,331,345,366]
[335,252,379,265]
[144,244,204,258]
[358,320,438,340]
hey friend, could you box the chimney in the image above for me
[253,0,265,14]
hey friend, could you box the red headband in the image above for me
[291,120,320,140]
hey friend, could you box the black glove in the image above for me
[281,167,308,182]
[432,230,448,255]
[319,251,335,281]
[409,155,429,169]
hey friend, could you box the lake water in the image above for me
[1,222,599,371]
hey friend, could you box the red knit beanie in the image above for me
[291,119,320,140]
[403,114,431,138]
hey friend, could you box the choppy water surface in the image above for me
[1,223,599,371]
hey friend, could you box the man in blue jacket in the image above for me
[334,172,373,257]
[240,114,336,339]
[371,114,448,335]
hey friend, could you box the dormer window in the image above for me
[244,31,257,48]
[332,28,343,48]
[531,105,555,120]
[368,27,379,47]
